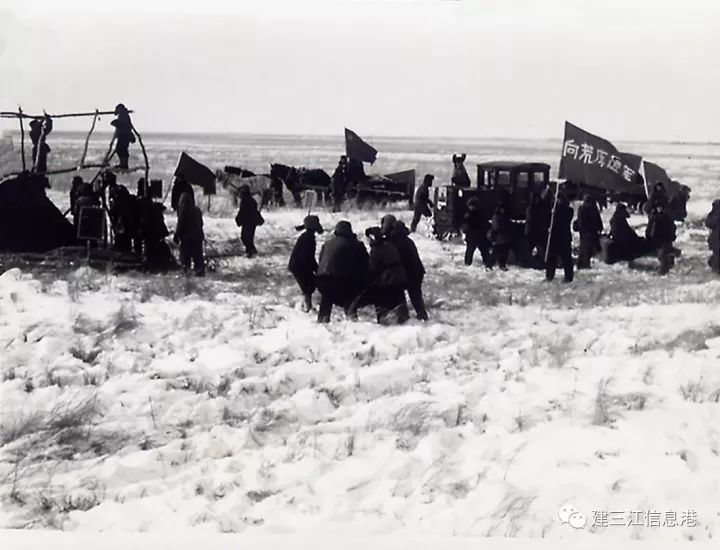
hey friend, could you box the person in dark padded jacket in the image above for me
[545,193,574,283]
[173,192,205,276]
[646,202,677,275]
[289,215,324,312]
[234,185,263,257]
[316,221,369,323]
[349,226,409,325]
[575,196,603,269]
[388,220,428,321]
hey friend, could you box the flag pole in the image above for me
[544,180,560,265]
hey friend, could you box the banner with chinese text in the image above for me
[559,121,643,194]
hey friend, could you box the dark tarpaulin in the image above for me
[174,152,217,195]
[559,121,644,194]
[345,128,378,164]
[0,174,77,252]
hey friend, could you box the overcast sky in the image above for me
[1,0,719,141]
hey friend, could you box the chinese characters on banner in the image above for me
[559,121,643,194]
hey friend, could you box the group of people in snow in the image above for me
[455,180,681,280]
[288,214,428,325]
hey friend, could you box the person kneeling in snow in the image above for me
[173,192,205,276]
[348,227,410,325]
[289,215,324,312]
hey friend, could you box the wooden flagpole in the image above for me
[544,180,560,265]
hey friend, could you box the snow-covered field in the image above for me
[1,134,720,542]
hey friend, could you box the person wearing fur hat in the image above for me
[545,192,574,282]
[410,174,435,232]
[289,215,324,312]
[348,227,409,325]
[388,220,428,320]
[111,103,135,170]
[234,184,264,258]
[315,221,369,322]
[380,214,397,237]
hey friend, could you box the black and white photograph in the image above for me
[1,1,719,549]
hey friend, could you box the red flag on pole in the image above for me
[345,128,377,164]
[559,121,643,194]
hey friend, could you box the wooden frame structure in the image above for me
[0,107,150,189]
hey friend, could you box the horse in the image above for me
[451,153,471,187]
[216,166,275,208]
[270,163,332,206]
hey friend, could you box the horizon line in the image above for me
[2,129,718,147]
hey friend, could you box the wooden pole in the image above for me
[17,107,26,172]
[79,110,99,168]
[0,110,133,120]
[544,180,560,265]
[1,163,148,181]
[32,116,50,173]
[131,124,150,194]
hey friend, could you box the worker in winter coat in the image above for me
[706,199,720,274]
[331,156,349,213]
[609,203,646,262]
[646,202,677,275]
[461,197,491,267]
[349,227,409,325]
[525,192,550,261]
[575,196,603,269]
[111,103,135,170]
[289,215,324,311]
[316,221,369,322]
[29,115,53,174]
[545,193,574,283]
[173,192,205,276]
[234,185,263,257]
[410,174,434,232]
[488,203,512,270]
[170,175,194,211]
[388,220,428,321]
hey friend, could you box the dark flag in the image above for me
[345,128,377,164]
[174,152,217,195]
[643,160,687,196]
[559,121,643,193]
